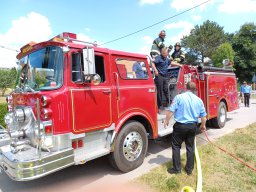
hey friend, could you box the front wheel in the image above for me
[211,101,227,128]
[109,121,148,172]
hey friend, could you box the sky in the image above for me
[0,0,256,68]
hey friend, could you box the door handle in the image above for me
[114,72,120,100]
[103,89,111,94]
[148,88,156,93]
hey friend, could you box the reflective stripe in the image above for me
[157,42,163,47]
[151,49,160,55]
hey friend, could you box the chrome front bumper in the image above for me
[0,145,74,181]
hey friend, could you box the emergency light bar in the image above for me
[51,32,97,46]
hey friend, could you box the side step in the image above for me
[157,113,174,137]
[158,128,173,137]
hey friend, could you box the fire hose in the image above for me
[181,129,256,192]
[181,137,201,192]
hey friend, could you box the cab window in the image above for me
[71,53,106,83]
[116,59,148,79]
[95,55,105,82]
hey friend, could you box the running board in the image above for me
[158,128,173,137]
[157,114,174,137]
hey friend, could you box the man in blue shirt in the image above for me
[164,82,207,175]
[240,81,252,107]
[152,48,181,111]
[132,62,145,79]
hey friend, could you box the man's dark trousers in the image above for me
[154,74,169,108]
[244,93,250,107]
[171,122,197,172]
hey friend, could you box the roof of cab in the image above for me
[17,38,147,60]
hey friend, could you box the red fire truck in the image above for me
[0,33,238,181]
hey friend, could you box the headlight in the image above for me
[42,137,53,148]
[4,113,13,125]
[14,108,25,123]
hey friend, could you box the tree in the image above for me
[0,68,17,96]
[212,43,235,67]
[232,23,256,83]
[181,20,226,63]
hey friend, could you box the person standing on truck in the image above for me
[164,82,207,175]
[152,48,182,112]
[171,42,185,63]
[150,30,166,58]
[240,81,252,107]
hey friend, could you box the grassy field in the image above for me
[0,88,13,103]
[136,123,256,192]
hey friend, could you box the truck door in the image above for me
[113,57,156,120]
[71,52,113,133]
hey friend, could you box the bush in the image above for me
[0,103,7,127]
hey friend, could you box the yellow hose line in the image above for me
[181,137,202,192]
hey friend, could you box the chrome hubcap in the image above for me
[219,107,226,123]
[123,131,143,161]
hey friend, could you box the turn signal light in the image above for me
[72,141,77,149]
[41,95,52,107]
[72,140,84,149]
[7,105,13,112]
[44,125,52,134]
[6,95,12,104]
[41,108,52,120]
[78,140,83,148]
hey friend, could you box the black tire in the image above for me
[210,101,227,128]
[206,119,213,128]
[108,121,148,172]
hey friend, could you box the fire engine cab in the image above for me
[0,33,238,181]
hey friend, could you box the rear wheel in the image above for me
[109,121,148,172]
[211,102,227,128]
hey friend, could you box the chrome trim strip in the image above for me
[203,72,235,76]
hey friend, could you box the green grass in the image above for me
[0,103,7,126]
[136,123,256,192]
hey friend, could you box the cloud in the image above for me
[139,0,163,5]
[0,49,18,68]
[85,27,91,32]
[191,14,202,21]
[0,12,52,46]
[170,0,211,11]
[77,33,93,42]
[0,12,52,68]
[142,36,153,45]
[139,46,151,55]
[218,0,256,13]
[139,35,153,55]
[164,21,194,44]
[77,33,99,46]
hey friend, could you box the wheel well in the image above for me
[220,99,228,111]
[126,115,153,138]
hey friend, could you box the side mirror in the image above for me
[91,74,101,85]
[84,74,101,86]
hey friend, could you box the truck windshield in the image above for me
[18,46,64,91]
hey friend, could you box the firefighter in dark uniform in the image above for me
[150,30,166,58]
[164,82,207,175]
[171,42,185,63]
